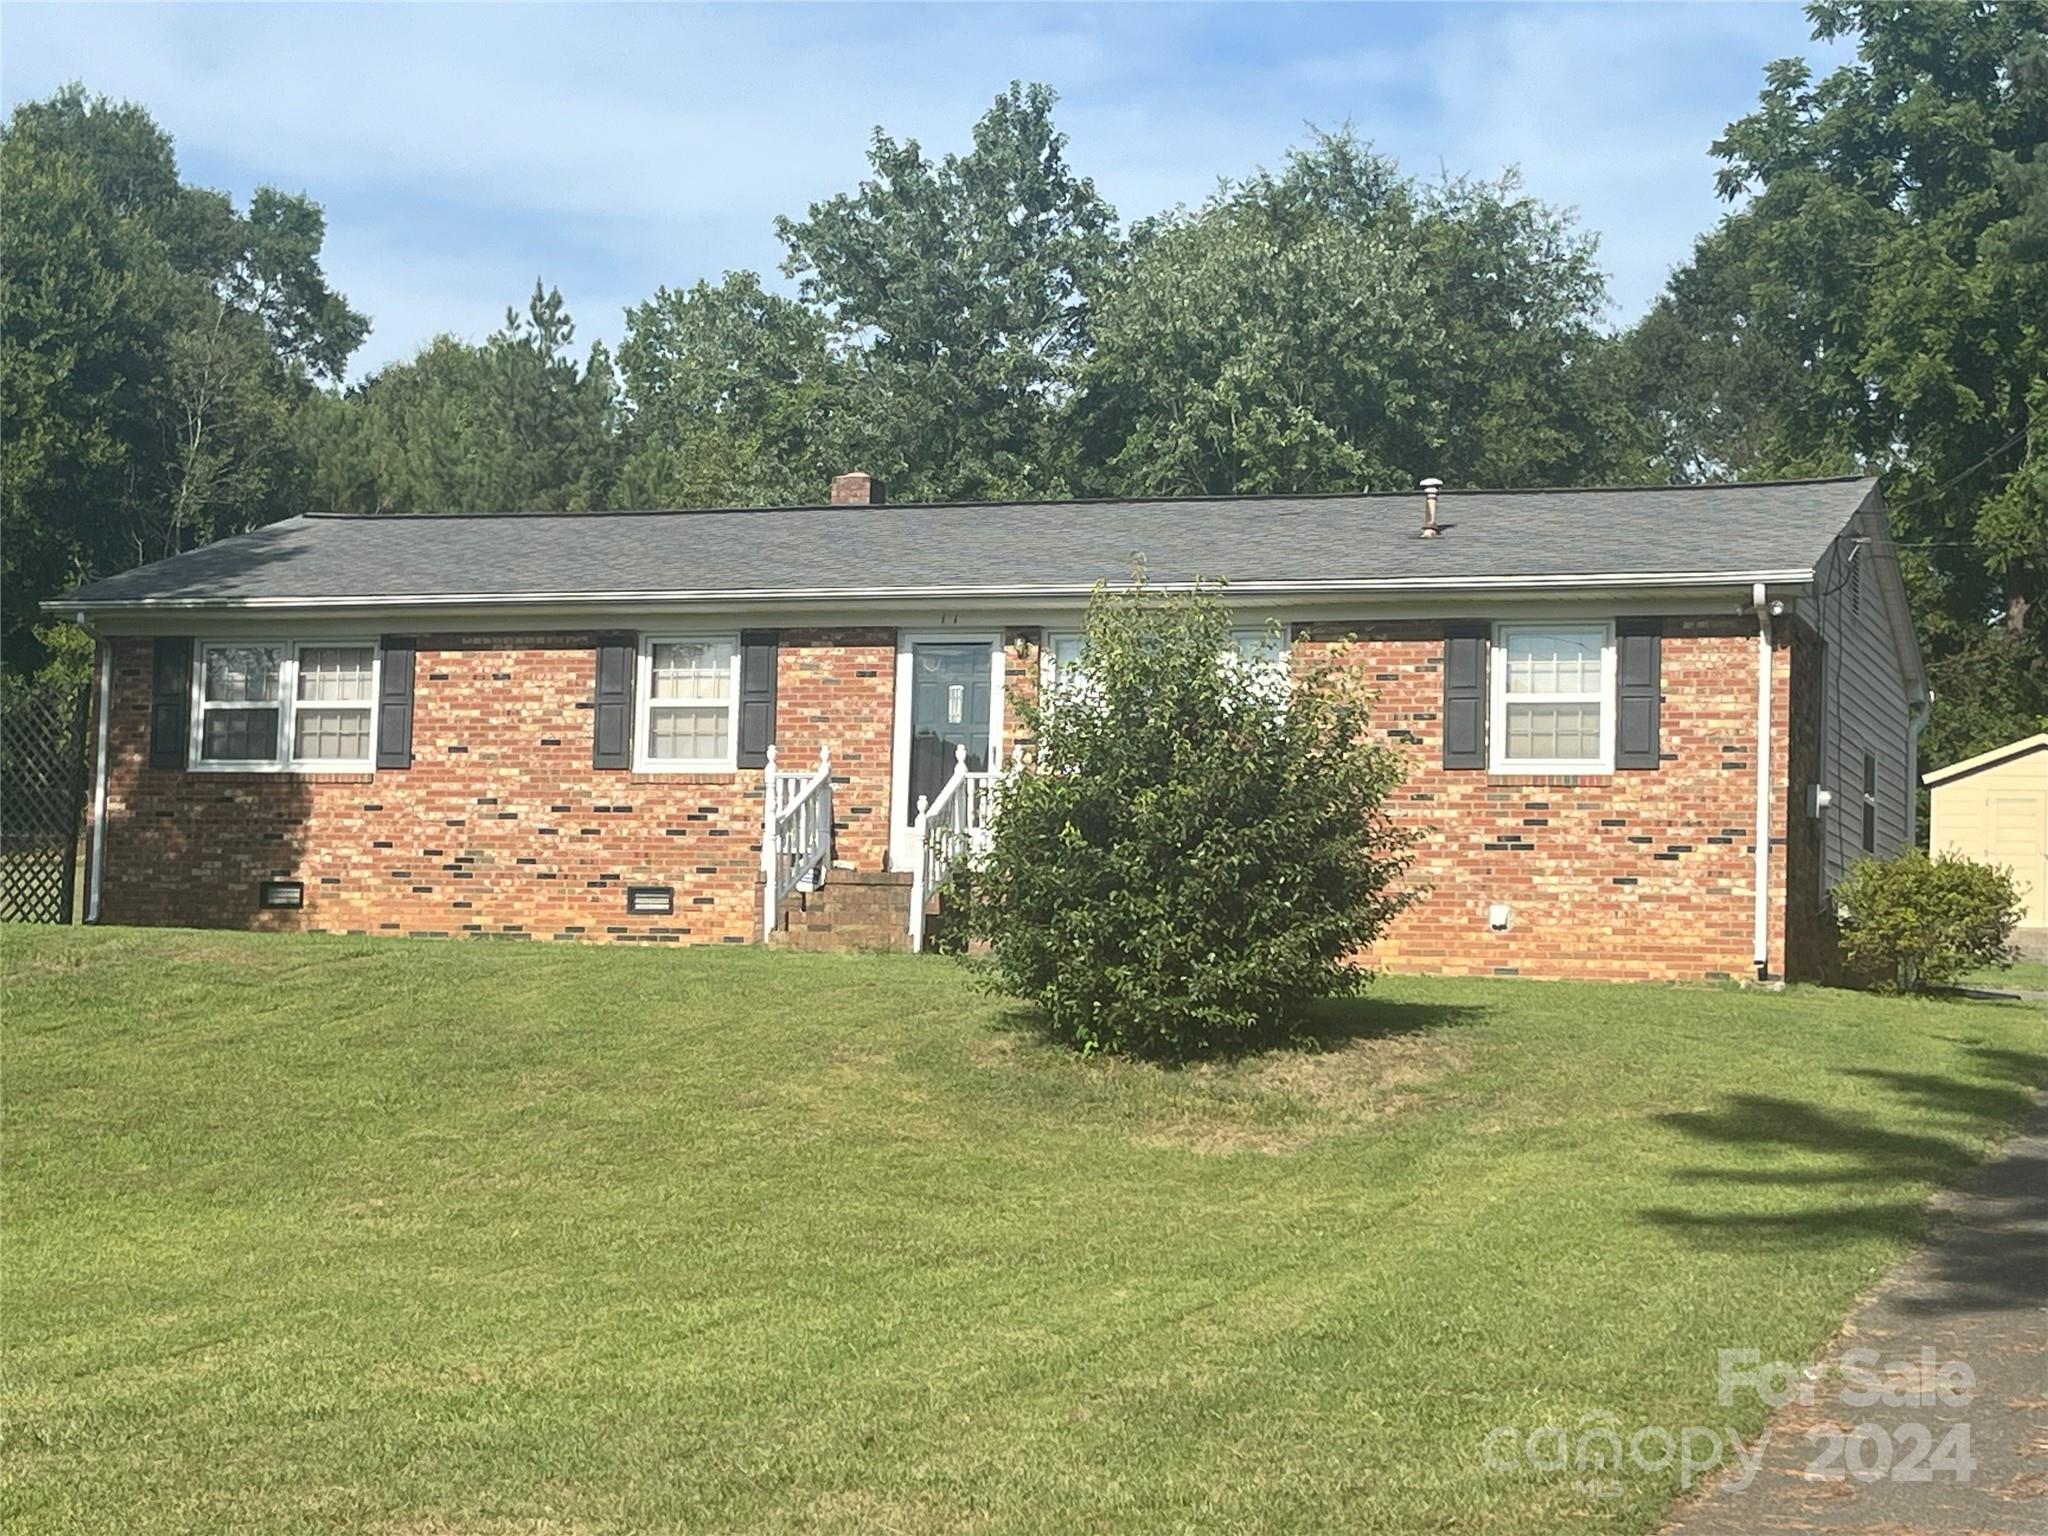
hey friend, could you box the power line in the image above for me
[1880,540,2015,551]
[1882,423,2033,514]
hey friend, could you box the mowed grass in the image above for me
[4,928,2043,1535]
[1960,958,2048,992]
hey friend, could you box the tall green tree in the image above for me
[1625,2,2048,764]
[1,86,364,675]
[1077,133,1636,496]
[1076,143,1438,496]
[0,103,172,675]
[777,82,1119,501]
[615,272,854,508]
[305,283,620,514]
[1416,171,1642,489]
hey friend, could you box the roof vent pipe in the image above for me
[1418,478,1443,538]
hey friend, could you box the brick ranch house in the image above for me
[50,472,1927,983]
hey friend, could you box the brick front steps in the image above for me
[767,869,916,953]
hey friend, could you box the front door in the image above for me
[907,641,993,821]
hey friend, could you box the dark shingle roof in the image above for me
[56,478,1878,610]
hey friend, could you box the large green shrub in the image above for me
[963,582,1414,1058]
[1833,849,2023,993]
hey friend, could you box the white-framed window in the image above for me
[190,640,378,771]
[1229,627,1286,665]
[194,643,284,766]
[637,634,740,771]
[291,643,376,764]
[1225,625,1288,678]
[1040,626,1289,691]
[1042,632,1088,693]
[1037,633,1101,732]
[1489,621,1615,773]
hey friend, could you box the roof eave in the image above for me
[45,568,1819,619]
[1922,732,2048,786]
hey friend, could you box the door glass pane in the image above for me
[909,643,992,819]
[203,646,282,703]
[1504,629,1602,694]
[201,707,280,762]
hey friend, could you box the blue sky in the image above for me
[2,2,1852,378]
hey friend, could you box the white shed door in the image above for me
[1987,790,2048,929]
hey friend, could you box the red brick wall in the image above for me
[97,631,896,942]
[1296,616,1799,983]
[772,628,896,869]
[1002,626,1043,759]
[98,617,1819,980]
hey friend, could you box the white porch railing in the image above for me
[908,743,1009,952]
[761,744,833,940]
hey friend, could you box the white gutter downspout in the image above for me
[86,633,112,924]
[1905,690,1933,848]
[1752,583,1773,982]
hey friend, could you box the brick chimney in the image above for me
[829,471,883,506]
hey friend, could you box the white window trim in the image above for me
[1488,620,1616,775]
[289,641,380,770]
[633,632,742,773]
[188,639,381,773]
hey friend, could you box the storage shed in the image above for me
[1926,733,2048,947]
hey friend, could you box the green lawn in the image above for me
[1959,958,2048,992]
[5,928,2043,1535]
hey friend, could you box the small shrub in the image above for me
[1833,849,2023,993]
[963,580,1414,1059]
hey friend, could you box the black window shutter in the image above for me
[737,630,778,769]
[1442,622,1489,769]
[592,635,635,769]
[1615,619,1663,770]
[376,637,416,770]
[149,638,192,769]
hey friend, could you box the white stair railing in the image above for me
[761,744,833,940]
[908,743,1010,952]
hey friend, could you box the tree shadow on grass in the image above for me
[981,992,1490,1068]
[1652,1092,1980,1194]
[1296,994,1493,1051]
[1943,1040,2048,1087]
[1837,1066,2039,1123]
[1641,1040,2048,1312]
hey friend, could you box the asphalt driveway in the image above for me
[1663,1092,2048,1535]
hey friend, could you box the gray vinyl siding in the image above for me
[1809,503,1915,892]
